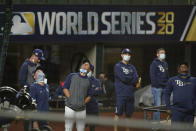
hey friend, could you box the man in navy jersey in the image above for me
[30,68,50,130]
[86,64,102,131]
[165,62,196,125]
[114,48,139,131]
[150,48,169,121]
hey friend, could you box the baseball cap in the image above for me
[32,49,45,60]
[90,64,94,71]
[121,48,131,54]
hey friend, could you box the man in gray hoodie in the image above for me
[18,49,45,131]
[18,49,45,87]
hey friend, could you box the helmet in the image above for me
[0,86,18,106]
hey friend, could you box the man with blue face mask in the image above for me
[165,62,196,125]
[86,64,102,131]
[114,48,139,131]
[30,68,50,130]
[150,48,169,121]
[63,60,92,131]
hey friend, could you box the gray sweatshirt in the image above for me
[63,73,91,111]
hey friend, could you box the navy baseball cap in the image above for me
[32,49,45,60]
[90,64,94,71]
[121,48,131,54]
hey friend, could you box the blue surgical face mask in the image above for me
[87,71,92,78]
[35,71,45,83]
[123,55,131,61]
[80,68,87,74]
[160,53,166,60]
[180,72,189,77]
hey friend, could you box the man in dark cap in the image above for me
[18,49,45,88]
[114,48,139,131]
[18,49,45,131]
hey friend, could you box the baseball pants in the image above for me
[171,109,194,125]
[65,106,86,131]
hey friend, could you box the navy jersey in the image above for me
[150,58,169,88]
[30,83,49,112]
[165,75,196,113]
[86,76,102,113]
[114,61,138,97]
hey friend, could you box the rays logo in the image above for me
[0,12,35,35]
[122,67,132,75]
[158,65,165,72]
[175,80,184,87]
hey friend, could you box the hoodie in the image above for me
[165,74,196,113]
[114,61,138,97]
[18,59,39,87]
[86,76,102,113]
[150,58,169,88]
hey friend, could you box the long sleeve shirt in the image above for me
[165,74,196,113]
[150,58,169,88]
[114,61,138,97]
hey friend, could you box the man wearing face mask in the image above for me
[86,64,102,131]
[18,49,45,88]
[165,62,196,125]
[30,68,50,130]
[114,48,139,131]
[150,48,169,121]
[63,60,92,131]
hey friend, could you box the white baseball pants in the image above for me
[64,106,86,131]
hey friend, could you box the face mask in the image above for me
[159,54,166,60]
[180,72,189,77]
[44,78,47,84]
[123,55,131,61]
[80,68,87,74]
[35,71,45,83]
[87,71,92,78]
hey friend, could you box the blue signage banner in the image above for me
[0,5,195,43]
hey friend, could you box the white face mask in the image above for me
[123,55,131,61]
[87,71,92,78]
[35,71,45,83]
[44,78,47,84]
[159,53,166,60]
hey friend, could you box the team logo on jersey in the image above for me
[0,12,35,35]
[175,80,192,87]
[175,80,184,86]
[121,67,132,75]
[158,65,165,72]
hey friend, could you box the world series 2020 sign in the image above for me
[0,5,195,43]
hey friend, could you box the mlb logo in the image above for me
[0,12,35,35]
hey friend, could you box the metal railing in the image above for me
[0,0,195,5]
